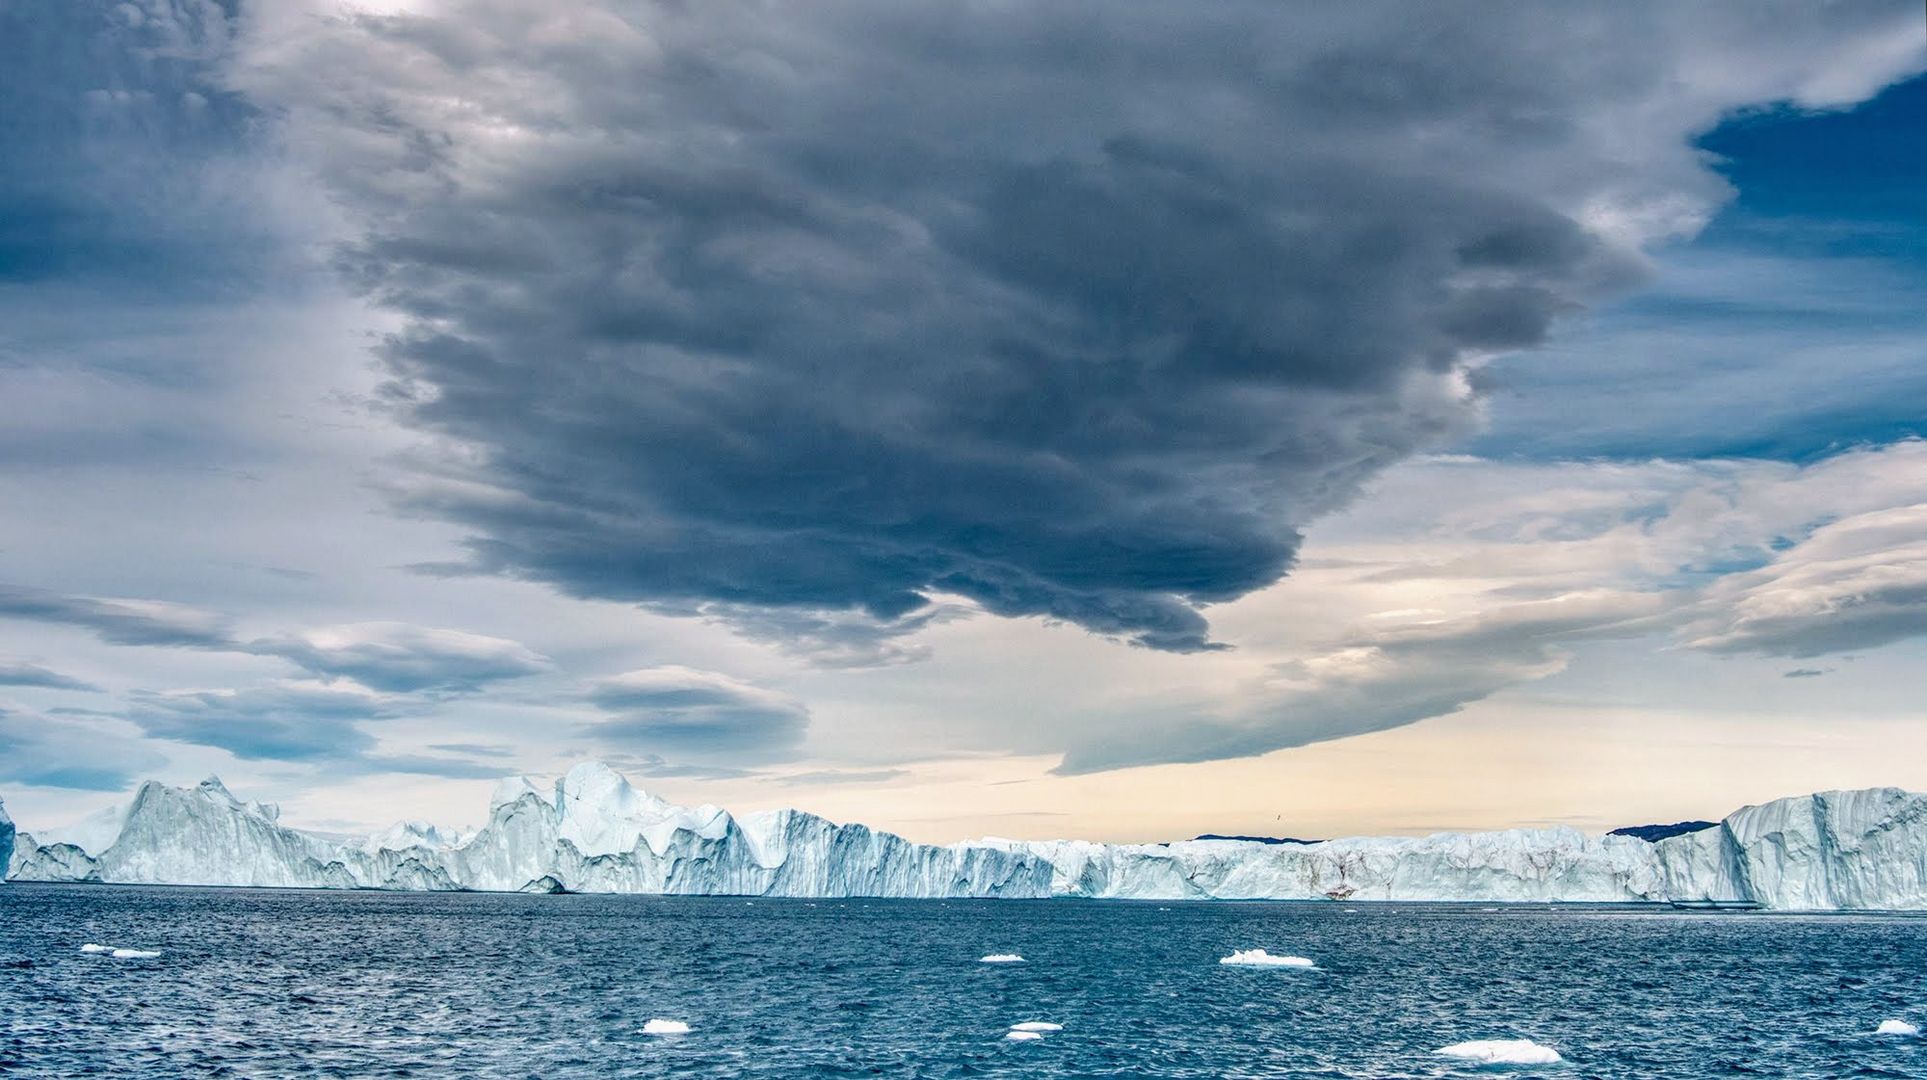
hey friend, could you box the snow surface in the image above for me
[641,1019,690,1035]
[11,767,1927,910]
[1876,1019,1920,1036]
[980,954,1025,963]
[1219,949,1315,968]
[1434,1039,1562,1064]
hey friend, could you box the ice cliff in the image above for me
[0,796,13,881]
[8,764,1927,910]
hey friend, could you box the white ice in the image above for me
[1218,948,1315,968]
[79,943,113,954]
[1004,1030,1043,1041]
[1876,1019,1920,1036]
[642,1018,690,1035]
[20,767,1927,911]
[110,949,161,960]
[1009,1022,1062,1032]
[980,953,1025,963]
[1434,1039,1563,1065]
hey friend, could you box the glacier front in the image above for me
[9,763,1927,910]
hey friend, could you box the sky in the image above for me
[2,0,1925,844]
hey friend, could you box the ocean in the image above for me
[3,883,1924,1077]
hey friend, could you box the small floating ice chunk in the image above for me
[1876,1019,1920,1036]
[110,949,161,960]
[1434,1039,1562,1065]
[1218,948,1315,968]
[79,944,113,954]
[1004,1030,1044,1041]
[979,953,1025,963]
[642,1019,690,1036]
[1009,1022,1062,1033]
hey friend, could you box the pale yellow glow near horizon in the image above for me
[227,693,1927,848]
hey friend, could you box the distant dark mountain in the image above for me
[1609,821,1717,842]
[1190,834,1321,845]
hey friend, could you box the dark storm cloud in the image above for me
[244,0,1818,654]
[0,660,100,693]
[583,667,809,761]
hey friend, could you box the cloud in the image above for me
[1057,590,1667,773]
[0,709,166,791]
[123,681,396,761]
[1035,440,1927,773]
[776,768,908,787]
[0,0,280,293]
[226,1,1920,653]
[0,584,234,647]
[583,666,809,761]
[1782,668,1828,679]
[0,660,99,692]
[258,622,552,692]
[1685,504,1927,657]
[0,585,549,694]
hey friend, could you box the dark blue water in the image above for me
[3,885,1926,1078]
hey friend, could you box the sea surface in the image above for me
[3,884,1925,1078]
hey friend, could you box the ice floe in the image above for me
[1876,1019,1920,1036]
[1434,1039,1562,1065]
[1004,1030,1044,1041]
[1218,948,1315,968]
[642,1019,690,1035]
[1009,1022,1062,1033]
[110,949,161,960]
[979,953,1025,963]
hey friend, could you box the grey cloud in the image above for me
[256,622,552,693]
[0,0,271,292]
[0,660,100,693]
[354,754,512,780]
[120,681,509,778]
[123,681,395,761]
[583,666,809,761]
[1686,504,1927,658]
[777,768,908,787]
[0,584,234,647]
[594,754,759,782]
[1783,668,1828,679]
[0,709,165,791]
[227,1,1926,653]
[0,583,549,695]
[1057,590,1668,774]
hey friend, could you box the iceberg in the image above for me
[979,954,1025,963]
[1004,1030,1043,1042]
[10,766,1927,910]
[1435,1039,1562,1064]
[79,943,113,954]
[110,949,162,960]
[1876,1019,1920,1036]
[0,797,11,881]
[641,1019,690,1035]
[1219,949,1315,968]
[1009,1022,1062,1032]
